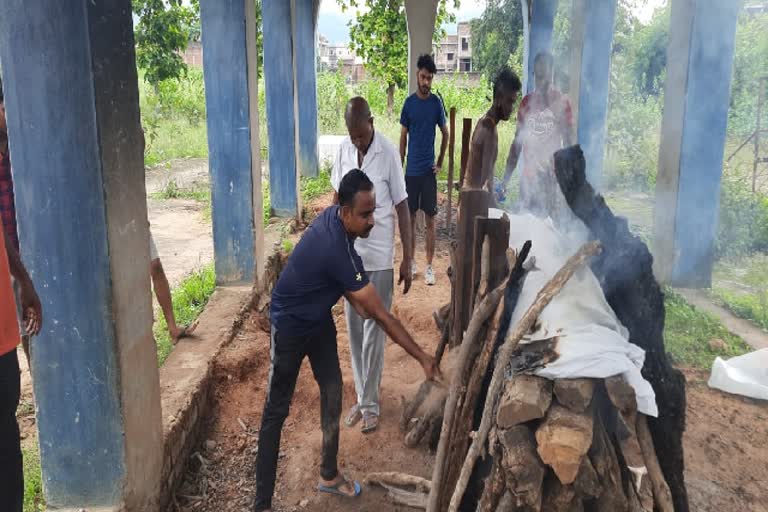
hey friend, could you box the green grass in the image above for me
[23,446,44,512]
[154,264,216,366]
[710,253,768,330]
[144,118,208,167]
[300,168,333,203]
[663,288,751,369]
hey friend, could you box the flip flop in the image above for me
[344,405,362,428]
[361,411,379,434]
[317,477,362,498]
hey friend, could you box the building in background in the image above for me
[318,34,365,82]
[434,21,473,73]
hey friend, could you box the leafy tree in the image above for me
[338,0,459,115]
[133,0,199,86]
[626,3,669,97]
[470,0,523,79]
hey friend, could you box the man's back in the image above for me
[271,206,368,337]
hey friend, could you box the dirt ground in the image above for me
[172,194,768,512]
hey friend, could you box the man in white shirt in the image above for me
[332,97,413,433]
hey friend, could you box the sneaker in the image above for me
[411,260,418,277]
[425,265,436,286]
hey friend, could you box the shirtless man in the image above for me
[462,67,522,194]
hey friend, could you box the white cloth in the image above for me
[149,231,159,261]
[709,349,768,400]
[505,212,659,417]
[332,132,408,271]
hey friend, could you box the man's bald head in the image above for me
[345,96,374,155]
[345,96,372,128]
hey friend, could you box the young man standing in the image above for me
[502,51,575,220]
[332,97,412,433]
[0,229,41,512]
[253,170,438,512]
[399,54,448,285]
[463,67,522,194]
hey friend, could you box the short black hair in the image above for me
[534,51,554,70]
[417,54,437,74]
[492,66,522,99]
[338,169,374,207]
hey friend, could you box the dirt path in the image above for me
[174,195,768,512]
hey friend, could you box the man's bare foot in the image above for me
[170,319,199,344]
[318,474,360,498]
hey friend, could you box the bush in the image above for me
[716,172,768,258]
[317,71,349,134]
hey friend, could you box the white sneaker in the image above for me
[425,265,436,285]
[411,260,418,277]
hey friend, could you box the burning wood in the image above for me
[392,144,687,512]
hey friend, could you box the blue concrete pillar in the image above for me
[263,0,300,216]
[521,0,558,94]
[0,1,163,509]
[294,0,320,177]
[200,0,264,284]
[653,0,739,287]
[405,0,439,94]
[573,0,617,188]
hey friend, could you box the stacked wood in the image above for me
[553,145,688,511]
[390,145,684,511]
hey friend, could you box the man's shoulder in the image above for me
[376,133,399,158]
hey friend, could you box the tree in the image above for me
[470,0,523,79]
[338,0,459,115]
[133,0,200,86]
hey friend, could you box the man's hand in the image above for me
[19,280,42,336]
[398,257,412,295]
[432,162,442,175]
[420,353,442,382]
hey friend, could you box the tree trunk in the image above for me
[387,83,395,117]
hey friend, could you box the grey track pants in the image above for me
[344,269,394,416]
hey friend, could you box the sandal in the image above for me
[344,405,362,428]
[317,475,362,498]
[361,411,379,434]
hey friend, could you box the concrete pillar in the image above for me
[653,0,739,287]
[405,0,439,94]
[262,0,299,217]
[571,0,617,189]
[293,0,321,177]
[200,0,264,284]
[521,0,559,94]
[0,1,163,509]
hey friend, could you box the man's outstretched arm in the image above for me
[346,283,439,380]
[5,232,41,335]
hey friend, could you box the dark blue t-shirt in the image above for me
[271,205,370,336]
[400,93,446,176]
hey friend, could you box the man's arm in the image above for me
[345,283,439,380]
[435,124,449,172]
[395,200,413,294]
[399,126,408,165]
[5,232,42,335]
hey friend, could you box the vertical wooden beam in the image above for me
[446,107,456,233]
[451,189,491,346]
[469,216,511,314]
[459,118,472,189]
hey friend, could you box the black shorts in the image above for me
[406,174,438,216]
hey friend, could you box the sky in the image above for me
[317,0,667,45]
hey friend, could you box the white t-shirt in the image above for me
[331,132,408,271]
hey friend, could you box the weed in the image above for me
[155,264,216,366]
[663,288,750,369]
[23,445,44,512]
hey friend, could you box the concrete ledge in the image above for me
[158,285,255,509]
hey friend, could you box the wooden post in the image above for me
[446,107,456,233]
[450,189,491,346]
[459,118,472,189]
[470,216,511,314]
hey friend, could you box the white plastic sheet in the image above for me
[502,211,659,417]
[708,349,768,400]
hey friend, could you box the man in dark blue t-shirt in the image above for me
[254,170,439,512]
[399,53,448,286]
